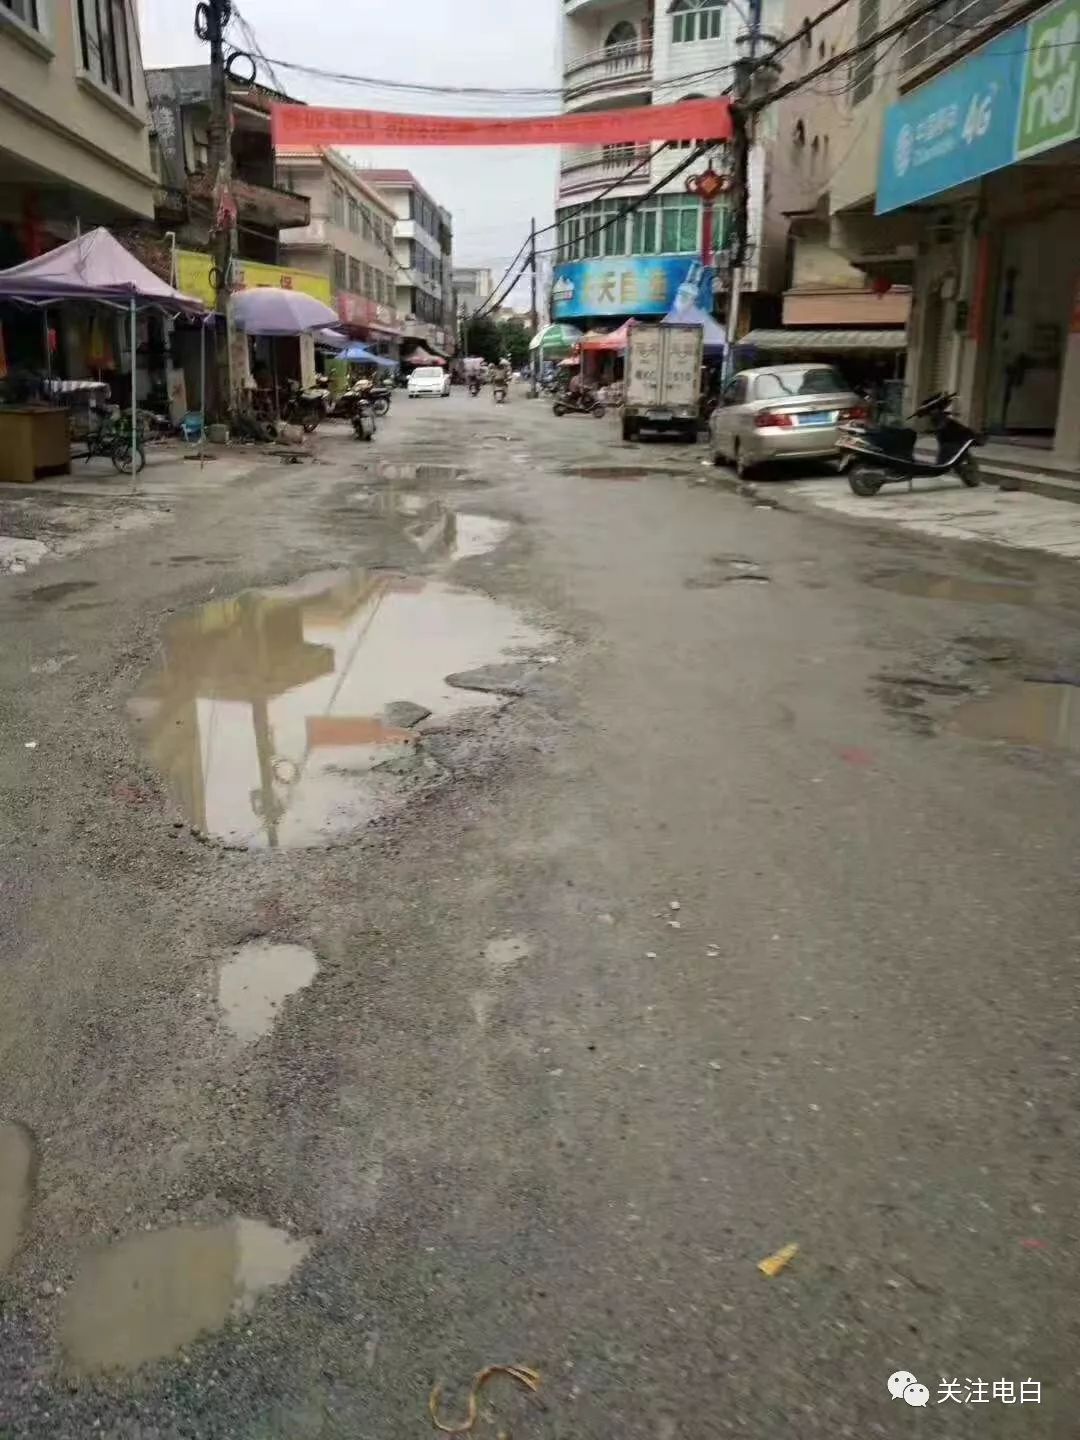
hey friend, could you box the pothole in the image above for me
[61,1218,311,1374]
[24,580,96,603]
[868,570,1037,605]
[130,570,548,848]
[218,941,320,1041]
[351,490,510,561]
[370,461,463,485]
[566,466,645,481]
[948,682,1080,753]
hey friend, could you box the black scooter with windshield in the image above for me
[837,390,982,496]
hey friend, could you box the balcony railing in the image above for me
[186,172,310,230]
[898,0,1015,76]
[564,41,653,100]
[558,145,654,195]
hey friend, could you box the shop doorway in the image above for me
[985,212,1075,443]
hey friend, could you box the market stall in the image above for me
[0,228,205,479]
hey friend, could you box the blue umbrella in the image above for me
[339,342,396,367]
[661,303,726,353]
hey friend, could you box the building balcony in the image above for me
[563,41,653,107]
[558,144,654,199]
[563,0,632,13]
[185,171,310,231]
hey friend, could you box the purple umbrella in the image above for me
[232,287,339,336]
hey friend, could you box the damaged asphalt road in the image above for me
[2,396,1080,1436]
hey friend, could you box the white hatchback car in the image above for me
[407,366,450,398]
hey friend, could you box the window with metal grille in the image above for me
[76,0,134,104]
[849,0,878,104]
[333,251,347,289]
[1,0,40,29]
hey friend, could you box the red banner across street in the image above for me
[271,98,732,149]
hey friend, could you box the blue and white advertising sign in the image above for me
[551,256,713,318]
[877,28,1024,213]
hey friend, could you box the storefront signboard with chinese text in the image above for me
[550,257,713,319]
[877,0,1080,214]
[176,251,333,308]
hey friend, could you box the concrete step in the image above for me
[979,463,1080,505]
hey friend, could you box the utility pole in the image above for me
[529,216,539,399]
[725,0,764,379]
[205,0,236,417]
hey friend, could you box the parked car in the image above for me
[709,363,866,477]
[407,366,451,398]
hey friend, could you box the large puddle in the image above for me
[868,570,1037,605]
[130,570,546,848]
[949,682,1080,754]
[353,489,510,561]
[62,1218,310,1374]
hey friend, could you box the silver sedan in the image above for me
[709,364,866,478]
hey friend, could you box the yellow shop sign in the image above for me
[176,251,332,308]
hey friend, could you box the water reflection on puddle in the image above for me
[218,941,319,1041]
[869,570,1036,605]
[949,682,1080,754]
[62,1218,310,1374]
[131,571,545,848]
[354,489,510,562]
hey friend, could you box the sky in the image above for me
[141,0,562,307]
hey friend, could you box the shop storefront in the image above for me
[876,0,1080,461]
[551,255,714,327]
[336,292,402,360]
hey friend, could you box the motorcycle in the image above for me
[492,381,508,404]
[468,378,482,397]
[838,391,982,497]
[553,389,605,419]
[367,385,392,418]
[282,378,327,434]
[351,398,376,442]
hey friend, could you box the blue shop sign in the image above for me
[876,27,1025,213]
[551,256,713,318]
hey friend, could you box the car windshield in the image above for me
[413,368,442,380]
[753,368,846,400]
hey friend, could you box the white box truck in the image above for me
[622,322,704,443]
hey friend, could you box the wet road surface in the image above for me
[3,392,1080,1436]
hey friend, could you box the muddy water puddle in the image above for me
[949,682,1080,754]
[353,489,510,561]
[218,941,319,1041]
[0,1121,37,1274]
[131,570,546,848]
[868,570,1037,605]
[62,1218,310,1374]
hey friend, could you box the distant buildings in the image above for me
[356,170,456,357]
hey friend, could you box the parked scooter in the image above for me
[366,385,392,418]
[282,378,327,433]
[468,377,482,397]
[492,380,508,404]
[837,391,982,496]
[351,398,376,442]
[553,388,605,419]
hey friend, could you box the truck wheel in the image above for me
[684,423,698,444]
[621,417,636,442]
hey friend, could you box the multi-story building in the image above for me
[357,169,455,356]
[0,0,157,263]
[553,0,785,336]
[275,148,401,355]
[755,0,910,384]
[452,266,495,313]
[832,0,1080,474]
